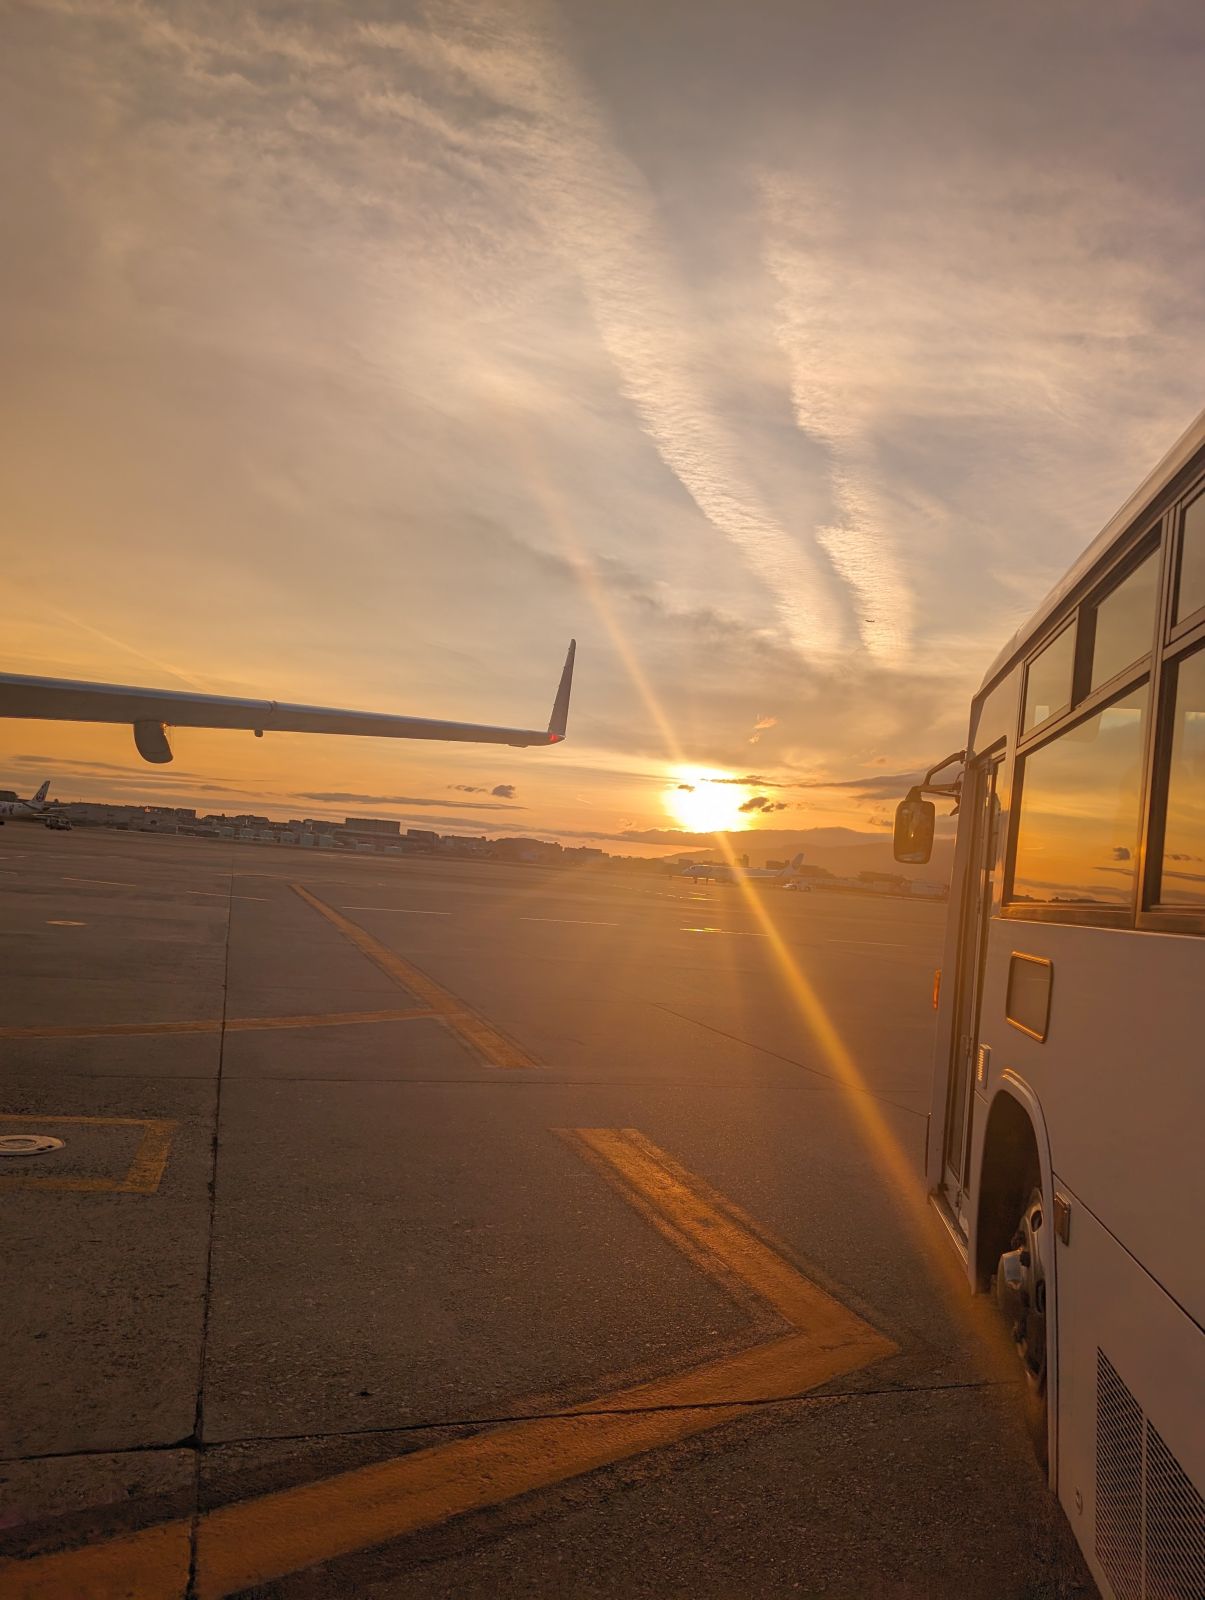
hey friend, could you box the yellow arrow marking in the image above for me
[0,1132,894,1597]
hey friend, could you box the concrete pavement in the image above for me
[0,828,1095,1597]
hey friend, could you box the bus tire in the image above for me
[993,1182,1049,1472]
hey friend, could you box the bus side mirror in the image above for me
[894,789,935,864]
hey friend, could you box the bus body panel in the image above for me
[1054,1184,1205,1600]
[974,921,1204,1325]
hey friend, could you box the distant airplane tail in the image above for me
[32,779,51,807]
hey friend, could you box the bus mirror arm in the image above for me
[920,747,967,816]
[921,749,967,791]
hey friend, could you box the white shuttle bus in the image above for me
[896,411,1204,1600]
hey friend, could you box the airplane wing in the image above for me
[0,641,576,765]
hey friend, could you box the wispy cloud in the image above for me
[296,790,525,810]
[365,3,847,655]
[760,177,912,662]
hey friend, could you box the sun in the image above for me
[664,767,749,833]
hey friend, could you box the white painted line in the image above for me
[46,920,86,927]
[341,905,452,916]
[520,916,620,927]
[680,927,768,937]
[63,876,136,888]
[824,939,909,948]
[186,890,269,902]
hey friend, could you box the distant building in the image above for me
[491,837,562,865]
[346,817,401,836]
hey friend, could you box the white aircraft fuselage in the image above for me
[678,851,806,887]
[0,780,53,822]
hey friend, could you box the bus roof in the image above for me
[978,406,1205,695]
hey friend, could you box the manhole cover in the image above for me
[0,1134,66,1157]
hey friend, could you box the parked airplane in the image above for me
[679,851,806,887]
[0,779,53,824]
[0,643,575,766]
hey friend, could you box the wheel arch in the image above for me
[972,1070,1059,1485]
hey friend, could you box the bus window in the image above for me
[1022,623,1075,732]
[971,669,1017,752]
[1155,645,1205,907]
[1174,488,1205,626]
[1011,684,1148,906]
[1088,549,1158,692]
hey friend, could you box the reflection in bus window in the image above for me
[1175,490,1205,625]
[1011,685,1148,906]
[1157,647,1205,907]
[1089,550,1158,691]
[1023,623,1074,731]
[971,670,1017,751]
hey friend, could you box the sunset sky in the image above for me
[3,0,1204,855]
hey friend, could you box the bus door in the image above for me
[941,749,1003,1232]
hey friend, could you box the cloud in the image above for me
[760,176,913,662]
[708,769,920,801]
[749,712,778,745]
[367,4,846,655]
[448,781,515,798]
[738,795,789,813]
[1111,846,1132,861]
[296,790,525,810]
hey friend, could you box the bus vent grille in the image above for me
[1145,1420,1205,1600]
[1095,1349,1204,1600]
[1096,1349,1143,1600]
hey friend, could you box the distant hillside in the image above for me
[659,826,956,883]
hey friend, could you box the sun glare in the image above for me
[664,767,749,833]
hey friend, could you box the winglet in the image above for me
[547,640,576,742]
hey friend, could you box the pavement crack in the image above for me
[186,846,236,1599]
[650,1003,929,1118]
[0,1377,1018,1468]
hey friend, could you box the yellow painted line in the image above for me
[226,1007,437,1032]
[0,1019,222,1039]
[0,1009,437,1040]
[0,1521,191,1600]
[292,884,540,1071]
[120,1120,176,1194]
[0,1115,177,1195]
[0,1131,893,1596]
[564,1128,872,1338]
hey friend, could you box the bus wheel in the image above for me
[994,1185,1049,1470]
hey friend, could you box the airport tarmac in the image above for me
[0,828,1095,1598]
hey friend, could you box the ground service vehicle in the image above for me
[897,411,1204,1600]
